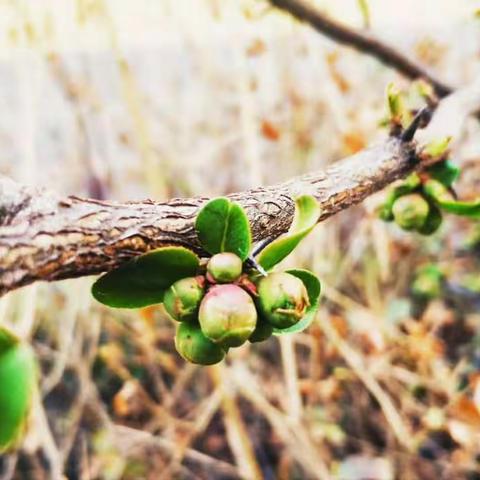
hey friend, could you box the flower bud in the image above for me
[206,253,243,283]
[163,276,205,322]
[199,285,257,348]
[256,273,309,329]
[412,265,443,299]
[418,205,442,235]
[0,337,36,452]
[175,322,225,365]
[249,319,273,343]
[392,194,430,231]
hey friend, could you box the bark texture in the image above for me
[0,138,415,295]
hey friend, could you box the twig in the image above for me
[245,256,268,276]
[252,236,277,256]
[0,137,417,295]
[401,107,433,142]
[268,0,453,97]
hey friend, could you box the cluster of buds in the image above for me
[166,253,309,365]
[379,169,449,236]
[391,193,442,235]
[92,195,321,366]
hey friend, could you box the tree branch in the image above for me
[2,67,480,297]
[268,0,454,97]
[0,138,416,296]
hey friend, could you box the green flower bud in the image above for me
[163,276,205,322]
[256,273,309,329]
[249,319,273,343]
[379,203,394,222]
[392,194,430,231]
[417,205,442,235]
[175,322,225,365]
[0,333,36,452]
[199,285,257,348]
[412,265,443,299]
[206,253,243,283]
[379,176,421,222]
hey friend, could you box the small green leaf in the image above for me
[423,136,451,158]
[415,79,434,100]
[386,83,412,127]
[422,179,452,201]
[357,0,370,27]
[387,83,402,119]
[0,327,19,354]
[403,172,422,190]
[0,329,36,452]
[195,198,252,260]
[92,246,200,308]
[436,199,480,217]
[424,179,480,218]
[427,160,460,187]
[258,195,320,271]
[273,269,321,335]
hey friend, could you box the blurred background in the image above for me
[0,0,480,478]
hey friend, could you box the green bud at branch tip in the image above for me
[206,253,243,284]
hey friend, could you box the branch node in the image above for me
[400,107,432,142]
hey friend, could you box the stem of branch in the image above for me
[0,137,416,295]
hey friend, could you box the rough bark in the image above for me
[0,137,416,296]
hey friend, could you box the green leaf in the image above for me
[427,160,460,187]
[356,0,370,27]
[423,137,451,158]
[436,199,480,217]
[415,79,434,100]
[0,326,19,354]
[424,179,480,218]
[92,246,200,308]
[258,195,320,271]
[273,269,321,335]
[0,339,36,452]
[386,83,402,119]
[386,83,412,127]
[195,198,252,260]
